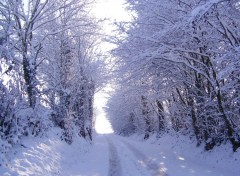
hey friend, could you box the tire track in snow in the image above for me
[107,138,122,176]
[113,138,152,176]
[122,140,168,176]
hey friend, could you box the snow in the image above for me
[188,0,221,23]
[1,130,239,176]
[94,89,114,134]
[125,133,240,176]
[0,128,107,176]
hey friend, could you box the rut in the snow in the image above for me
[122,140,168,176]
[107,138,122,176]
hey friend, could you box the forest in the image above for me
[0,0,240,169]
[108,0,240,152]
[0,0,108,164]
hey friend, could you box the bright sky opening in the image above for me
[93,0,130,134]
[94,90,113,134]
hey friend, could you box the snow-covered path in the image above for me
[119,140,167,176]
[97,134,238,176]
[1,132,239,176]
[106,135,167,176]
[107,137,122,176]
[100,134,238,176]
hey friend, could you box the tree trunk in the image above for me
[22,54,37,108]
[156,100,165,135]
[141,96,151,139]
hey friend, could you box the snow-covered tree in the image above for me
[0,0,105,165]
[109,0,240,151]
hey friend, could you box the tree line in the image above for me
[0,0,105,164]
[108,0,240,152]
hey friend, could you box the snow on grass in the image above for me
[0,128,109,176]
[1,130,239,176]
[126,133,240,176]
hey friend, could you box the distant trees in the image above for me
[108,0,240,151]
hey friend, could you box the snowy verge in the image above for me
[126,133,240,176]
[0,128,91,176]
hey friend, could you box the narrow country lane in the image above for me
[3,133,238,176]
[107,138,122,176]
[100,134,234,176]
[121,140,167,176]
[105,135,168,176]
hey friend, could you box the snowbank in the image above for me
[128,133,240,176]
[0,128,90,176]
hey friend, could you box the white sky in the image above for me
[94,88,113,134]
[92,0,130,134]
[92,0,130,23]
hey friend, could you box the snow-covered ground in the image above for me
[121,134,240,176]
[0,129,239,176]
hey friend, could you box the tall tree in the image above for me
[109,0,240,151]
